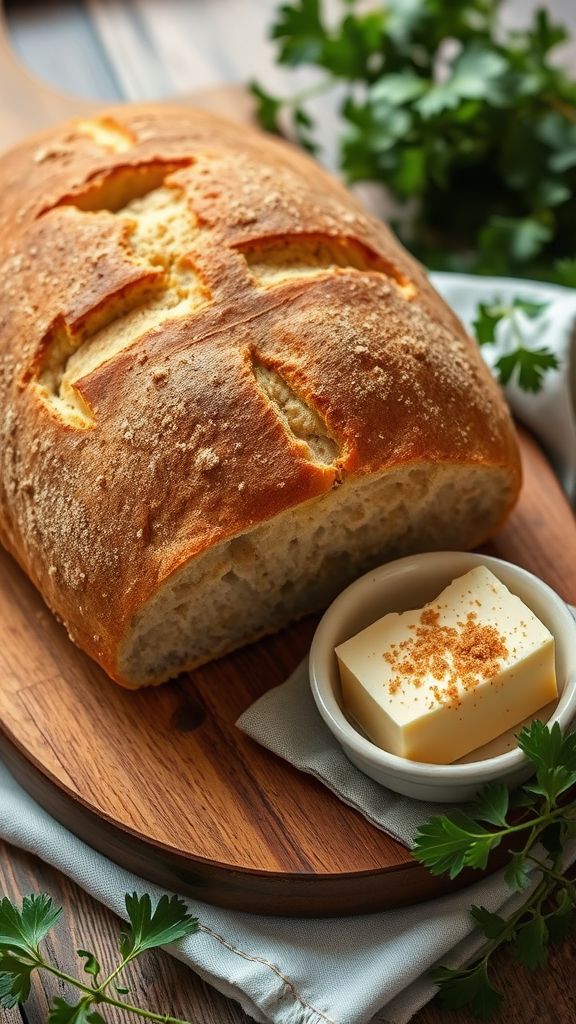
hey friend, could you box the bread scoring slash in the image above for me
[0,105,521,687]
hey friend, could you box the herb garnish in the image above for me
[0,892,197,1023]
[253,1,576,281]
[472,297,559,392]
[413,720,576,1019]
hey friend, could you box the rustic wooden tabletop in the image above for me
[2,841,575,1024]
[1,2,575,1023]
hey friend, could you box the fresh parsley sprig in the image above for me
[253,1,576,281]
[472,297,559,393]
[0,892,198,1023]
[413,721,576,1020]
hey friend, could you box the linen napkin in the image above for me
[238,659,456,846]
[1,274,575,1024]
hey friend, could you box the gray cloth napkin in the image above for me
[1,274,575,1024]
[237,659,456,846]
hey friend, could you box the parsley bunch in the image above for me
[414,721,576,1020]
[253,0,576,282]
[0,892,198,1023]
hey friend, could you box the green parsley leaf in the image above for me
[417,46,508,117]
[495,346,559,392]
[473,302,507,346]
[0,953,35,1008]
[0,894,62,1008]
[0,893,62,956]
[529,8,569,56]
[473,296,556,393]
[370,73,427,108]
[470,905,508,940]
[119,894,198,960]
[249,82,282,134]
[504,852,532,893]
[293,106,318,153]
[48,997,105,1024]
[321,10,386,79]
[516,915,549,970]
[517,721,576,801]
[512,298,551,320]
[413,811,502,878]
[473,296,549,347]
[410,720,576,1016]
[473,783,510,827]
[271,0,325,66]
[432,962,502,1019]
[77,950,101,986]
[508,788,537,811]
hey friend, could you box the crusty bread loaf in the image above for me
[0,105,521,687]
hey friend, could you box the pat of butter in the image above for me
[335,566,557,764]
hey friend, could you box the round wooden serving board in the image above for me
[0,430,574,916]
[0,16,575,916]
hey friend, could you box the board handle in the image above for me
[486,426,576,605]
[0,2,94,150]
[0,5,253,152]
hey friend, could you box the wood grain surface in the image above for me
[0,426,575,918]
[1,839,575,1024]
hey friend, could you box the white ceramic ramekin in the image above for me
[309,551,576,802]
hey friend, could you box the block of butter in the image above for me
[335,566,557,764]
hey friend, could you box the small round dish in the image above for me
[309,551,576,802]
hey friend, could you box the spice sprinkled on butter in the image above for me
[335,566,557,763]
[384,606,509,709]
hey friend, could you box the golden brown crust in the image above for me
[0,104,521,684]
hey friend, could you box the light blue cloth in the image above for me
[1,275,575,1024]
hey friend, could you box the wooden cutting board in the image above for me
[0,10,575,917]
[1,430,574,916]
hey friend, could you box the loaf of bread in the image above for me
[0,105,521,687]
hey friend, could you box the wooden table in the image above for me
[1,844,575,1024]
[1,2,575,1022]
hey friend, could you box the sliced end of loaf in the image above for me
[119,461,515,687]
